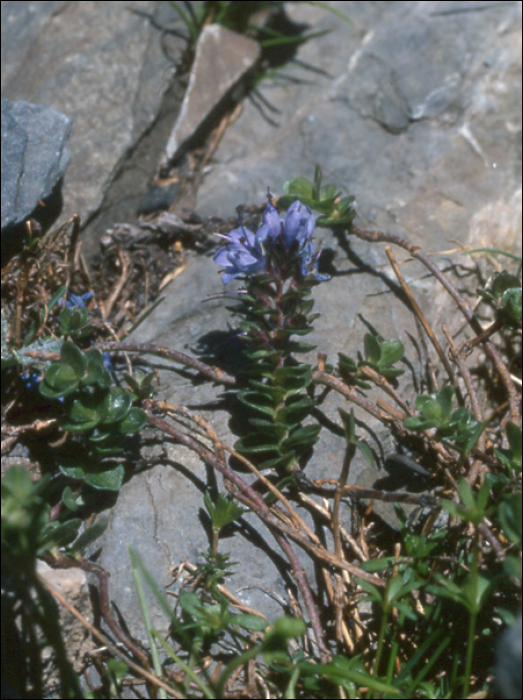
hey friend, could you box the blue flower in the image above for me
[298,240,331,283]
[213,197,325,285]
[102,352,114,371]
[258,199,315,250]
[64,291,94,308]
[213,225,268,284]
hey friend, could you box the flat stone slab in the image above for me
[162,24,260,168]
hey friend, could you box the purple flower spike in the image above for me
[213,195,326,285]
[282,200,315,250]
[213,225,268,284]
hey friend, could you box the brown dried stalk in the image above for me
[38,572,184,698]
[384,246,461,399]
[92,341,237,385]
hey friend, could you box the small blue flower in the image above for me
[102,352,114,371]
[64,291,94,308]
[213,225,268,284]
[21,369,64,403]
[20,370,42,392]
[298,240,331,283]
[257,199,315,251]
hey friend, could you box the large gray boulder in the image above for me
[1,99,71,233]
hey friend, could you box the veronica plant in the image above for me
[214,196,330,475]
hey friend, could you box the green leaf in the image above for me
[281,424,321,449]
[499,494,522,548]
[462,419,488,455]
[118,407,147,434]
[238,390,276,417]
[60,341,87,377]
[204,492,244,532]
[501,287,522,327]
[61,486,81,512]
[503,554,522,579]
[319,183,339,201]
[231,613,267,631]
[404,416,437,431]
[363,333,381,365]
[355,440,374,466]
[68,397,100,425]
[416,395,442,422]
[282,177,314,201]
[457,478,476,512]
[83,349,111,388]
[39,362,79,398]
[377,366,404,378]
[287,340,317,353]
[379,339,404,366]
[101,389,132,424]
[70,517,109,553]
[274,365,312,395]
[489,271,521,300]
[436,385,455,420]
[275,397,316,425]
[47,285,68,312]
[59,464,87,482]
[338,408,356,443]
[313,164,322,200]
[247,380,286,402]
[38,519,82,551]
[83,464,125,491]
[507,422,522,466]
[234,429,282,454]
[2,465,48,503]
[338,352,358,373]
[257,453,295,471]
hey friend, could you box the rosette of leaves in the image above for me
[337,333,405,389]
[39,341,148,491]
[2,465,106,698]
[404,385,487,456]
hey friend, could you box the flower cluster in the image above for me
[213,198,329,284]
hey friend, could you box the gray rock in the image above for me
[161,24,260,168]
[1,98,71,231]
[494,616,522,699]
[196,0,522,260]
[1,0,188,259]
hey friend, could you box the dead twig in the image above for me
[37,571,184,698]
[384,246,462,401]
[92,341,237,385]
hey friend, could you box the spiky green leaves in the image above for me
[235,364,320,470]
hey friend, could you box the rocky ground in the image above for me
[1,1,521,696]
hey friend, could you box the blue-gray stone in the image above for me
[1,98,71,231]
